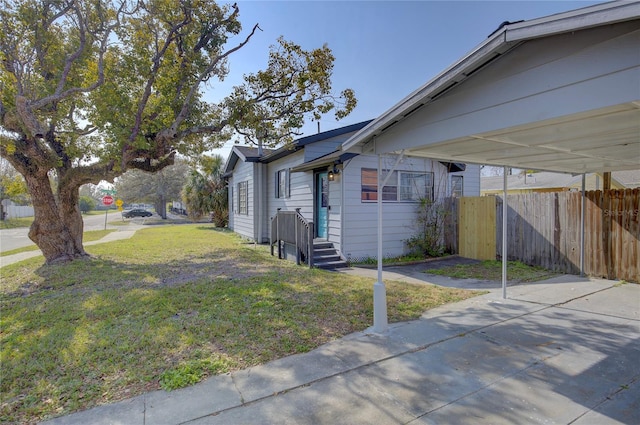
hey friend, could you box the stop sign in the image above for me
[102,195,114,206]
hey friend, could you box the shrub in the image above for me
[405,197,450,258]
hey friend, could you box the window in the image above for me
[361,168,433,202]
[400,172,433,201]
[237,181,248,215]
[361,168,378,201]
[451,175,463,197]
[275,169,289,198]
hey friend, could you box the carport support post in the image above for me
[374,154,388,333]
[580,174,586,277]
[502,166,508,299]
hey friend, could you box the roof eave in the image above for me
[505,1,640,42]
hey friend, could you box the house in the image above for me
[338,1,640,330]
[480,170,640,195]
[223,121,480,267]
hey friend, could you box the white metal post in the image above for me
[502,166,508,299]
[580,174,586,277]
[374,154,388,333]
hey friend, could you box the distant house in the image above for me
[223,121,480,267]
[481,170,640,195]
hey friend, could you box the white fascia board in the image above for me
[506,1,640,42]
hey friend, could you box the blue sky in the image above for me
[208,0,601,158]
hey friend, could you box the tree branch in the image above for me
[176,120,228,139]
[127,4,195,145]
[170,21,261,134]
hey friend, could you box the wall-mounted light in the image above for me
[327,164,340,181]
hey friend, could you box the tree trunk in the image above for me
[24,172,88,264]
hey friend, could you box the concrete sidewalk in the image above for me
[41,275,640,425]
[0,226,142,267]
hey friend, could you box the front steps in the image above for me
[313,240,348,270]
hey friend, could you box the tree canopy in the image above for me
[0,0,356,263]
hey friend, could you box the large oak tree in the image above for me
[0,0,356,263]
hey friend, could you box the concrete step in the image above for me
[314,259,349,270]
[314,254,341,263]
[314,247,338,256]
[311,240,348,270]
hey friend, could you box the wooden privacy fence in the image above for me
[449,189,639,283]
[458,197,496,261]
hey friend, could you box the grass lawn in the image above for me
[0,217,34,229]
[427,260,559,283]
[0,225,482,424]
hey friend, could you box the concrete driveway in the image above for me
[42,274,639,425]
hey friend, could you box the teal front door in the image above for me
[316,172,329,239]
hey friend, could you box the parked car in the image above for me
[123,208,152,218]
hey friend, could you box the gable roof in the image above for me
[223,120,373,176]
[259,119,374,163]
[222,146,275,177]
[342,1,640,174]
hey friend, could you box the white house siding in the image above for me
[450,164,480,197]
[341,154,479,261]
[266,151,315,236]
[229,159,255,241]
[254,163,268,243]
[327,175,342,251]
[227,175,234,230]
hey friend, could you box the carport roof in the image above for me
[342,1,640,174]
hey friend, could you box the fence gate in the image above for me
[458,196,496,260]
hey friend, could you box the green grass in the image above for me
[0,229,117,257]
[0,225,481,424]
[0,216,34,229]
[427,260,559,282]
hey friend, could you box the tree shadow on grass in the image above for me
[1,244,379,422]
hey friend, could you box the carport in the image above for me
[342,1,640,332]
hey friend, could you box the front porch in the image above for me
[270,209,347,270]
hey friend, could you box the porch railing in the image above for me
[270,208,314,267]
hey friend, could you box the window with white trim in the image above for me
[451,175,463,197]
[275,169,289,198]
[361,168,433,202]
[237,181,248,215]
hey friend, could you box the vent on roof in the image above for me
[487,20,524,38]
[430,81,459,100]
[463,53,502,77]
[381,120,399,132]
[403,103,424,118]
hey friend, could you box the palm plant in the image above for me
[182,155,228,227]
